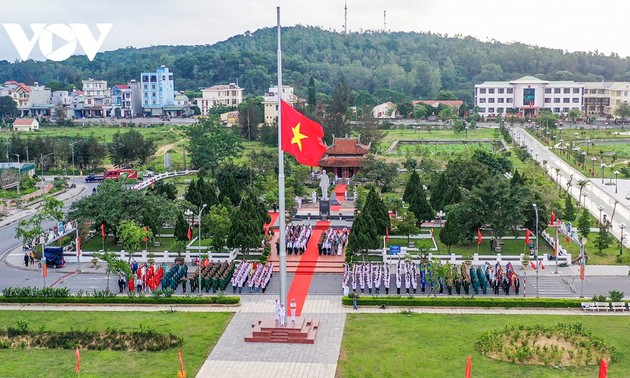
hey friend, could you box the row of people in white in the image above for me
[318,227,348,256]
[285,224,312,255]
[273,299,298,326]
[247,262,273,293]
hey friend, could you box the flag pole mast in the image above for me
[277,6,288,310]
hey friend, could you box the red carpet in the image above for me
[267,211,279,229]
[331,184,346,212]
[286,220,330,316]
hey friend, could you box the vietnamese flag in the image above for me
[75,347,81,374]
[465,355,472,378]
[187,226,192,241]
[525,229,531,245]
[550,211,556,225]
[280,99,326,166]
[477,229,482,245]
[385,227,389,243]
[100,223,105,239]
[599,358,608,378]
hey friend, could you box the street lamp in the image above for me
[197,203,207,295]
[598,205,604,225]
[620,223,626,256]
[70,140,83,185]
[585,137,591,155]
[591,157,597,176]
[465,126,468,139]
[532,203,539,298]
[39,153,53,195]
[614,170,620,193]
[12,153,20,195]
[601,162,606,184]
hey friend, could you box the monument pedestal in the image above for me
[244,316,319,344]
[319,199,330,220]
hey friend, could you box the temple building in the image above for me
[319,136,370,179]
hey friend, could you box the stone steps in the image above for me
[244,316,319,344]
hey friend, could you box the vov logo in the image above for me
[3,23,113,61]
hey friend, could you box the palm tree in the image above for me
[576,179,589,209]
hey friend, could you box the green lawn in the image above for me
[0,310,232,378]
[35,124,186,145]
[338,313,630,378]
[81,235,182,253]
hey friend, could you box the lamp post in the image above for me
[585,137,590,155]
[197,203,207,295]
[39,153,53,196]
[70,140,83,185]
[614,170,620,193]
[620,223,626,256]
[465,125,468,139]
[12,153,20,195]
[591,157,597,176]
[532,203,539,298]
[598,205,604,225]
[601,162,606,184]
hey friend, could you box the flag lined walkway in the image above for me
[286,220,330,316]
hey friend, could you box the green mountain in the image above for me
[1,26,629,105]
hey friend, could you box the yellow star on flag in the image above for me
[291,122,308,151]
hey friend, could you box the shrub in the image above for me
[342,295,589,309]
[609,290,625,302]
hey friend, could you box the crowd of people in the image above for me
[282,224,312,255]
[230,260,274,294]
[115,260,166,294]
[317,227,348,256]
[342,260,522,296]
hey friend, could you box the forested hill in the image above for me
[1,25,630,104]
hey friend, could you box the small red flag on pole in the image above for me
[477,229,482,245]
[385,227,389,243]
[187,227,192,241]
[525,229,531,245]
[178,348,187,377]
[599,358,608,378]
[42,263,48,278]
[100,223,105,239]
[550,211,555,225]
[465,355,472,378]
[75,347,81,374]
[76,236,81,257]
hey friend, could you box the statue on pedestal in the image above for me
[318,169,330,200]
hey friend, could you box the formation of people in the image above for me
[318,227,348,256]
[342,260,521,296]
[229,260,274,294]
[282,224,312,255]
[116,260,166,294]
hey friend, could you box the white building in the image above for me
[81,79,110,118]
[196,83,243,115]
[141,65,175,116]
[13,118,39,131]
[474,76,584,118]
[263,85,297,124]
[372,101,397,119]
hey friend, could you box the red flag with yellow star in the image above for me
[281,99,326,166]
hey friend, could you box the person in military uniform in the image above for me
[463,277,470,295]
[454,274,461,295]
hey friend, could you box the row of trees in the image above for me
[3,129,155,172]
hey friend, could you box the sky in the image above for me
[0,0,628,61]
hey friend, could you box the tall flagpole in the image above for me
[277,6,288,310]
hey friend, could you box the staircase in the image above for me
[244,316,319,344]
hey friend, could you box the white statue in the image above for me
[311,191,317,203]
[318,169,330,200]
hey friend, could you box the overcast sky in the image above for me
[0,0,628,61]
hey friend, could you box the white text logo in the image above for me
[3,23,113,61]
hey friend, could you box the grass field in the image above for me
[338,313,630,378]
[0,310,232,378]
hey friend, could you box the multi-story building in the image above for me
[583,82,630,116]
[79,78,110,118]
[141,65,174,116]
[263,85,297,124]
[474,76,583,118]
[111,80,142,118]
[196,83,243,115]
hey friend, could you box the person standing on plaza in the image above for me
[29,251,35,265]
[24,252,29,267]
[279,303,286,326]
[274,299,280,323]
[290,299,297,323]
[352,291,358,310]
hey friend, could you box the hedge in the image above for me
[0,295,240,305]
[341,295,597,309]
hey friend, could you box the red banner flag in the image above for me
[477,229,482,245]
[550,211,556,225]
[143,226,148,243]
[525,229,531,245]
[75,347,81,374]
[187,227,192,241]
[580,264,585,280]
[42,263,48,278]
[530,261,536,269]
[178,348,185,374]
[77,236,81,257]
[539,261,545,269]
[100,223,105,239]
[465,355,472,378]
[599,358,608,378]
[385,227,389,243]
[280,99,326,166]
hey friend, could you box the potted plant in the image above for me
[522,258,530,269]
[172,240,187,265]
[147,252,155,266]
[462,254,472,268]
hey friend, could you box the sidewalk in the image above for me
[0,184,86,229]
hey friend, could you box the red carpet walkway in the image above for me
[331,184,346,212]
[286,220,330,316]
[266,211,279,229]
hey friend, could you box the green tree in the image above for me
[215,164,242,206]
[238,96,263,142]
[0,96,18,119]
[15,196,64,250]
[438,107,456,122]
[147,180,177,201]
[403,170,421,204]
[359,155,398,192]
[203,203,232,251]
[568,109,583,126]
[408,189,434,224]
[430,172,449,211]
[325,76,351,143]
[577,208,591,240]
[354,107,385,151]
[594,224,613,254]
[614,102,630,123]
[563,191,576,222]
[186,118,242,173]
[393,211,420,246]
[396,102,413,118]
[347,212,379,262]
[440,210,463,253]
[307,76,317,110]
[226,204,261,260]
[117,220,152,254]
[108,130,156,167]
[173,211,190,242]
[412,105,428,120]
[362,188,390,235]
[94,251,132,291]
